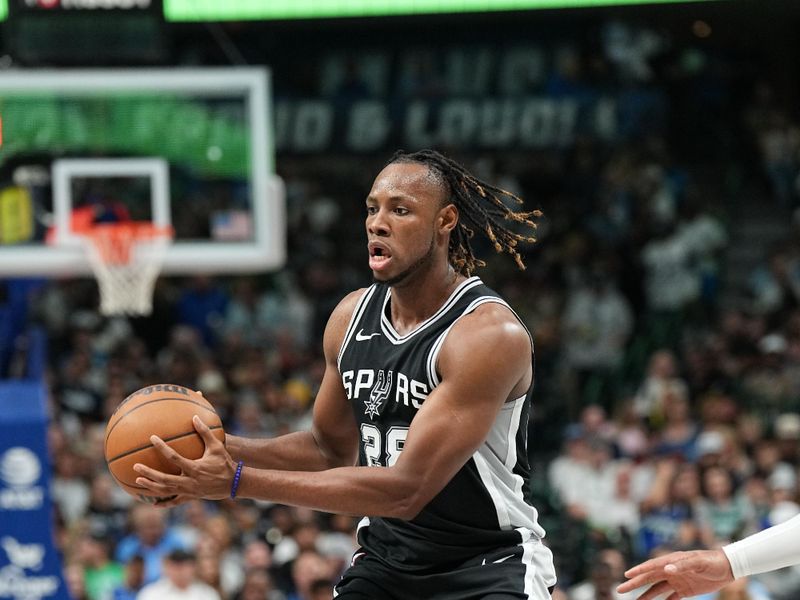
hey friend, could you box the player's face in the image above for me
[365,162,449,286]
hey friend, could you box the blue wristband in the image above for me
[230,461,244,499]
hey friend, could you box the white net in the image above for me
[79,223,172,316]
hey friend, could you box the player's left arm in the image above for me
[132,303,530,517]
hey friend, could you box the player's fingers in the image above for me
[149,435,194,470]
[617,570,665,593]
[635,581,674,600]
[625,556,671,578]
[192,415,221,448]
[134,474,181,496]
[665,593,682,600]
[133,462,184,485]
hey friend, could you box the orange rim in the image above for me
[81,222,173,264]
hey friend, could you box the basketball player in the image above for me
[617,513,800,599]
[133,150,558,599]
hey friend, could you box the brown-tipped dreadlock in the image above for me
[389,149,541,277]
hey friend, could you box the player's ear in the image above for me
[437,203,458,234]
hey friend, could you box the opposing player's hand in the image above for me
[617,549,735,599]
[133,415,237,503]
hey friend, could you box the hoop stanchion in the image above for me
[78,222,173,316]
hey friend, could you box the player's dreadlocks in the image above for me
[389,149,541,277]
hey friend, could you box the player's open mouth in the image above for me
[369,243,393,271]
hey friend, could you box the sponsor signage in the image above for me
[0,382,69,600]
[164,0,721,22]
[275,96,617,153]
[272,42,664,153]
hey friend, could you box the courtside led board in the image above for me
[165,0,720,22]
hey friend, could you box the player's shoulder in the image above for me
[331,287,371,322]
[322,287,372,356]
[447,301,530,355]
[438,300,531,381]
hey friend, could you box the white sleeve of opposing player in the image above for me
[722,514,800,579]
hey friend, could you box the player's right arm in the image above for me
[223,290,363,472]
[618,513,800,599]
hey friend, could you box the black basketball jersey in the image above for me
[337,276,553,577]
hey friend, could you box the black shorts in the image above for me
[333,544,555,600]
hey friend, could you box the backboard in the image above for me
[0,68,285,276]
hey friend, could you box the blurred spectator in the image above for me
[637,461,705,559]
[590,462,641,539]
[136,549,220,600]
[748,245,800,319]
[568,560,628,600]
[223,274,313,349]
[115,504,187,585]
[562,267,634,409]
[774,418,800,475]
[155,326,205,389]
[234,568,277,600]
[288,551,334,600]
[111,555,145,600]
[51,449,91,526]
[652,383,699,460]
[65,561,91,600]
[196,552,224,599]
[548,426,591,514]
[171,499,214,549]
[767,465,798,510]
[633,350,689,427]
[203,514,244,597]
[308,578,334,600]
[316,514,358,576]
[242,539,272,572]
[693,430,726,467]
[85,474,130,542]
[75,532,124,600]
[551,433,627,529]
[640,223,698,349]
[755,112,800,206]
[695,466,755,546]
[676,200,728,315]
[692,576,771,600]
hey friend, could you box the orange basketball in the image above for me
[104,383,225,503]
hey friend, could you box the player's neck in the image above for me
[388,262,465,336]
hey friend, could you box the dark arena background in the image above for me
[1,0,800,598]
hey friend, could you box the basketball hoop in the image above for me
[78,222,173,316]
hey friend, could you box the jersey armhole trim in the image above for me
[337,285,377,372]
[426,296,526,389]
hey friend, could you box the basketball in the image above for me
[104,383,225,503]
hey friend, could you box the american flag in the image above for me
[211,210,252,241]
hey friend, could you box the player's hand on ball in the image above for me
[133,415,237,503]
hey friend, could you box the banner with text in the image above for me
[0,382,69,600]
[272,40,667,154]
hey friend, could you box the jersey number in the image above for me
[360,424,408,467]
